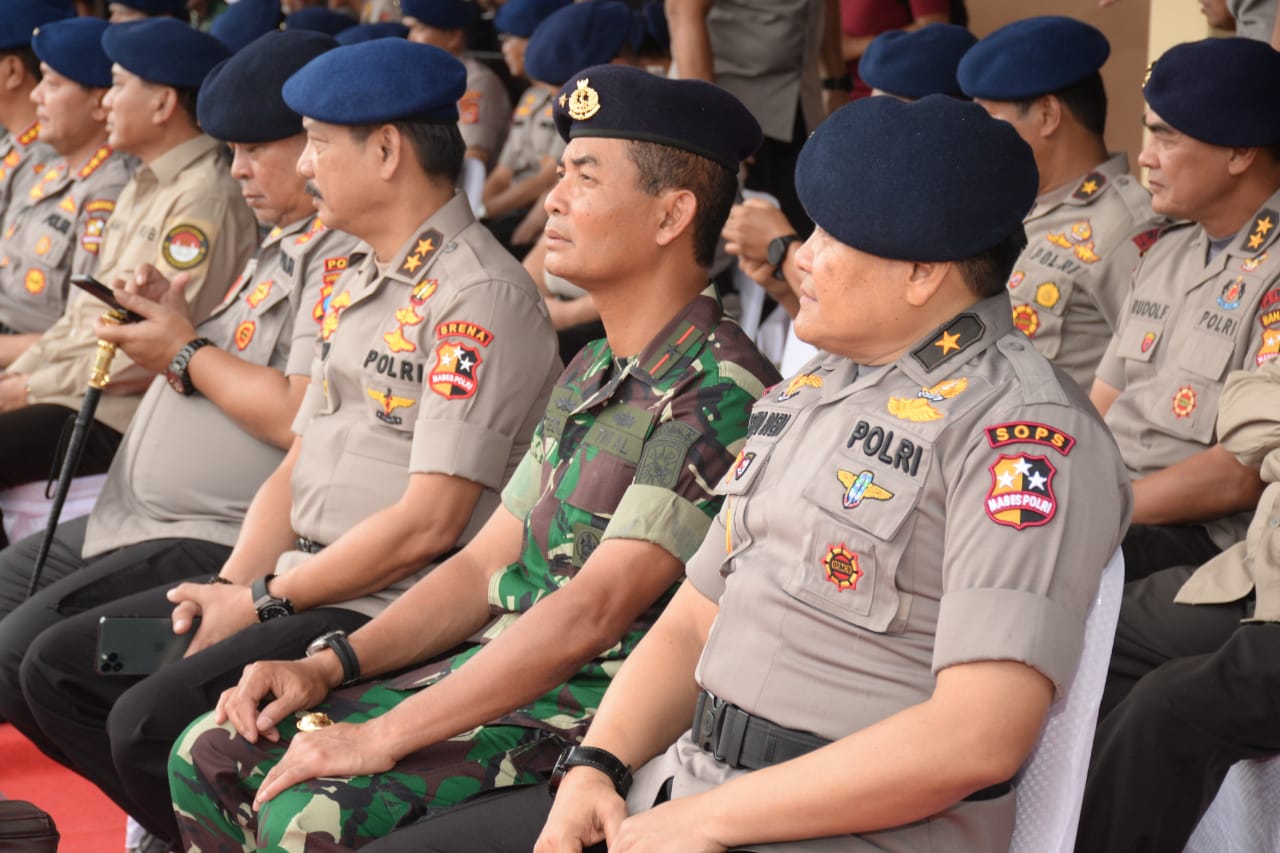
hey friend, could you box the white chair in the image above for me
[1009,547,1124,853]
[1184,755,1280,852]
[0,473,108,544]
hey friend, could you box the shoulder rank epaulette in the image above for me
[77,145,112,180]
[16,122,40,148]
[1239,208,1277,254]
[1131,226,1161,255]
[400,227,443,281]
[911,313,985,372]
[1071,170,1107,201]
[642,320,703,382]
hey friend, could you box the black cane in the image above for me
[26,310,125,598]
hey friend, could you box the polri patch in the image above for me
[985,454,1058,530]
[429,342,482,400]
[822,544,862,591]
[1171,385,1197,418]
[984,422,1075,456]
[1012,304,1039,337]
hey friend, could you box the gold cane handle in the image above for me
[88,309,126,389]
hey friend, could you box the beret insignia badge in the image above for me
[567,78,601,120]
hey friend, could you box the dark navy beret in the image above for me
[111,0,188,15]
[641,1,669,51]
[102,19,232,90]
[400,0,478,30]
[283,39,465,125]
[32,17,112,88]
[198,30,334,142]
[525,1,634,87]
[797,95,1037,261]
[0,0,72,52]
[957,16,1109,101]
[334,22,409,45]
[284,8,356,36]
[553,64,761,171]
[210,0,280,53]
[860,24,976,99]
[494,0,570,38]
[1145,38,1280,146]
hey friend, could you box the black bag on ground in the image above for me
[0,800,59,852]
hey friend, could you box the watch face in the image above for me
[259,601,293,621]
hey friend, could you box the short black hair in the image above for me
[0,47,41,83]
[1014,72,1107,137]
[625,140,737,268]
[954,228,1028,299]
[174,86,200,125]
[349,120,464,185]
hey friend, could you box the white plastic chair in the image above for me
[1184,755,1280,852]
[0,474,108,544]
[1009,547,1124,853]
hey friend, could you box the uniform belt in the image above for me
[296,536,326,554]
[692,690,1011,802]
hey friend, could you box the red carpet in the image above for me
[0,722,125,851]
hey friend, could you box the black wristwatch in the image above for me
[767,234,801,280]
[251,574,294,622]
[165,337,214,396]
[305,629,361,686]
[548,746,632,798]
[821,74,853,92]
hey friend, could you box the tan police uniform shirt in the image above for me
[495,86,563,185]
[629,294,1132,852]
[7,134,258,433]
[279,192,561,617]
[81,217,360,558]
[703,0,825,142]
[459,56,512,162]
[0,145,132,333]
[0,121,58,216]
[1096,189,1280,550]
[1175,360,1280,619]
[1009,153,1162,390]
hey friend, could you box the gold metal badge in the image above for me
[1143,62,1154,87]
[297,711,334,732]
[567,78,601,121]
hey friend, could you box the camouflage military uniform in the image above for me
[169,286,781,852]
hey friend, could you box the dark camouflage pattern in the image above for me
[169,287,780,850]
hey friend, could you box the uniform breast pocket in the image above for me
[787,460,923,632]
[1017,279,1075,358]
[1174,331,1236,381]
[554,405,654,516]
[1115,318,1164,364]
[360,373,422,435]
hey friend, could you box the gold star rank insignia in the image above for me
[934,330,961,354]
[1258,216,1274,236]
[402,253,422,273]
[1249,232,1265,250]
[416,237,435,256]
[1081,179,1098,195]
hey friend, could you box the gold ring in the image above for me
[297,711,334,732]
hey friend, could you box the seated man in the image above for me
[417,93,1131,852]
[0,17,132,367]
[167,65,780,851]
[15,38,561,848]
[959,16,1164,392]
[1088,37,1280,579]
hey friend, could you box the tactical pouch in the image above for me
[0,800,59,852]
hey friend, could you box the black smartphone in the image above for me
[70,275,145,324]
[94,616,196,676]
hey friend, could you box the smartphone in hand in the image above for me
[70,275,145,324]
[95,616,196,676]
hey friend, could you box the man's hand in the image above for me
[608,794,729,852]
[533,768,628,853]
[216,657,335,744]
[252,720,399,809]
[167,580,258,657]
[722,199,794,263]
[0,373,28,412]
[94,270,200,374]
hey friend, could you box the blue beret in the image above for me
[32,18,112,88]
[102,19,231,90]
[400,0,478,30]
[210,0,280,53]
[0,0,72,52]
[860,24,976,100]
[111,0,188,15]
[334,22,409,45]
[198,30,334,142]
[958,16,1109,101]
[641,1,669,51]
[553,64,761,171]
[284,8,356,36]
[1145,38,1280,146]
[283,39,465,125]
[797,95,1037,261]
[525,1,635,87]
[494,0,570,38]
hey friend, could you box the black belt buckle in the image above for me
[693,690,748,767]
[297,536,325,554]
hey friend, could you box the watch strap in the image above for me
[166,337,214,396]
[251,574,294,621]
[549,745,632,798]
[316,631,361,687]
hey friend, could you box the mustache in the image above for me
[304,182,323,201]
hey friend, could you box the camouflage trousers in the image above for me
[168,681,566,852]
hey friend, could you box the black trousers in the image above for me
[1120,522,1221,582]
[1076,565,1280,852]
[18,581,368,844]
[361,781,765,852]
[0,517,232,745]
